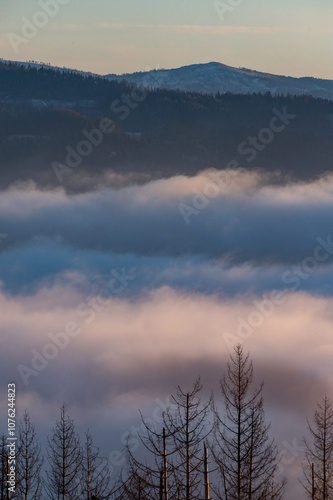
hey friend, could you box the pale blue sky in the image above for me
[1,0,333,78]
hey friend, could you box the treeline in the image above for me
[1,345,333,499]
[0,62,130,103]
[1,62,333,188]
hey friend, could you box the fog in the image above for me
[1,168,333,498]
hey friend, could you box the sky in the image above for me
[2,2,333,498]
[1,0,333,78]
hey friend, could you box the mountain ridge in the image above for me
[106,61,333,100]
[1,58,333,188]
[3,58,333,100]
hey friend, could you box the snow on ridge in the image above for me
[105,62,333,100]
[2,58,333,100]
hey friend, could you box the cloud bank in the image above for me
[1,168,332,498]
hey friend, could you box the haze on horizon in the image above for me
[1,0,333,79]
[2,2,333,499]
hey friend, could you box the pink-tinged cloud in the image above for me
[0,283,330,498]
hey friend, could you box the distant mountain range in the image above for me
[106,62,333,100]
[1,58,333,189]
[0,58,99,78]
[3,59,333,100]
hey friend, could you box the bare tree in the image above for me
[46,403,82,500]
[122,378,212,500]
[17,411,43,500]
[114,468,154,500]
[0,434,9,500]
[212,344,285,500]
[302,395,333,499]
[81,430,111,500]
[165,380,213,500]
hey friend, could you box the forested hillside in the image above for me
[1,61,333,189]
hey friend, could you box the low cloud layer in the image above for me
[0,284,331,497]
[1,169,333,298]
[0,284,331,424]
[1,169,333,498]
[1,241,333,298]
[2,170,333,266]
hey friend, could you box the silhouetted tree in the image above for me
[212,344,285,500]
[0,435,9,500]
[81,430,111,500]
[17,411,43,500]
[46,404,82,500]
[302,396,333,499]
[115,469,153,500]
[123,378,212,500]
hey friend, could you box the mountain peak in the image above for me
[105,62,333,100]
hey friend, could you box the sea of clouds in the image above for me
[1,168,333,498]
